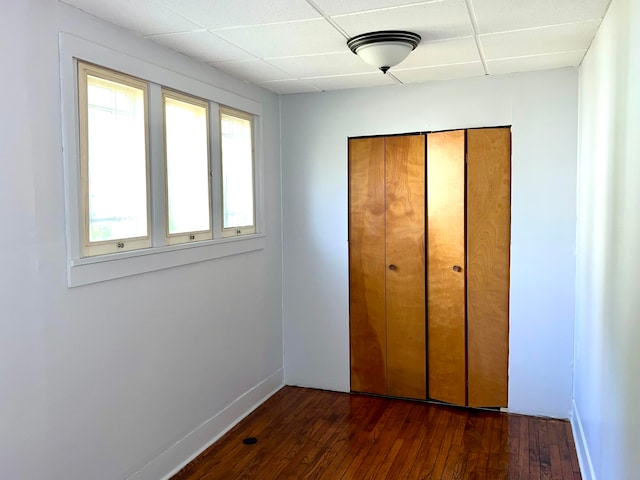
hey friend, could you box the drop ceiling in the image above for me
[61,0,611,95]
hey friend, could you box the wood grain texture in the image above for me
[349,137,387,395]
[426,130,467,406]
[466,128,511,408]
[172,387,582,480]
[385,135,426,400]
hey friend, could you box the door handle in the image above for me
[452,265,462,272]
[388,264,397,271]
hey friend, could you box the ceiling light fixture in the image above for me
[347,30,421,74]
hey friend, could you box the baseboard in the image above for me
[571,400,596,480]
[127,368,284,480]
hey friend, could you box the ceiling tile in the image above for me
[396,36,480,69]
[157,0,321,29]
[61,0,202,35]
[267,52,374,78]
[487,50,586,75]
[63,0,610,92]
[260,79,321,94]
[393,61,485,83]
[214,19,347,58]
[149,31,256,63]
[312,0,442,16]
[213,59,293,83]
[332,0,474,41]
[479,20,600,60]
[470,0,610,34]
[304,72,397,91]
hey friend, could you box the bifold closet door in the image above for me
[350,129,509,406]
[385,135,426,399]
[349,137,386,395]
[467,128,511,408]
[349,135,426,400]
[426,130,466,406]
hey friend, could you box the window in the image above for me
[76,63,258,256]
[220,108,256,236]
[163,90,212,245]
[60,32,266,287]
[62,35,265,286]
[78,62,150,256]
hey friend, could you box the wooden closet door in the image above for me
[348,137,387,395]
[467,128,511,407]
[426,130,466,406]
[385,135,426,400]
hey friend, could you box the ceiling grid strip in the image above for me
[305,0,352,39]
[463,0,489,75]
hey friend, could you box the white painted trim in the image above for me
[68,234,265,286]
[571,400,596,480]
[127,369,284,480]
[59,33,262,116]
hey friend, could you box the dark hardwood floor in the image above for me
[172,386,581,479]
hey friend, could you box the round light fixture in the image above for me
[347,30,421,74]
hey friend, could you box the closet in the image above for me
[348,127,510,408]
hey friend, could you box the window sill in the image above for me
[67,234,265,287]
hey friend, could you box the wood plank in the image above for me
[355,401,411,479]
[507,415,522,480]
[441,445,468,479]
[539,419,552,479]
[172,387,582,480]
[553,419,581,480]
[466,127,511,408]
[385,402,436,479]
[375,438,404,479]
[348,137,387,395]
[565,422,582,477]
[179,387,315,479]
[415,408,454,478]
[214,388,329,479]
[369,401,418,479]
[529,417,542,480]
[464,452,489,480]
[318,395,387,478]
[518,415,530,480]
[339,398,398,479]
[385,134,426,400]
[427,130,466,406]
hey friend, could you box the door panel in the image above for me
[385,135,426,400]
[467,128,511,407]
[348,137,387,395]
[426,130,467,406]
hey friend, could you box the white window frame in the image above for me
[162,89,213,245]
[60,33,265,287]
[78,61,152,256]
[219,106,257,238]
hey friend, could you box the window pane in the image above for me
[164,95,210,235]
[220,111,254,229]
[86,75,148,242]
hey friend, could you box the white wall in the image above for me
[281,68,578,418]
[0,1,283,479]
[573,0,640,477]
